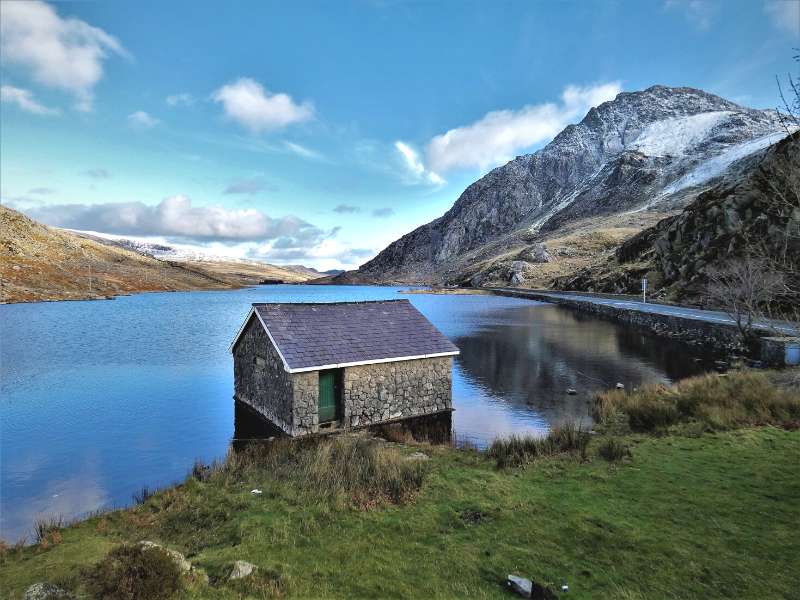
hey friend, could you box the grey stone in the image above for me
[24,583,73,600]
[405,452,429,461]
[522,243,552,264]
[138,541,191,573]
[507,575,532,598]
[566,388,577,395]
[230,560,257,580]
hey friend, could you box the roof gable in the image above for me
[231,300,459,372]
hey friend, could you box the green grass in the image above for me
[1,426,799,599]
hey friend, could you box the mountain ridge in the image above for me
[339,85,787,286]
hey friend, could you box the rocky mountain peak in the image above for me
[349,85,788,285]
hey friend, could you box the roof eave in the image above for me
[285,350,460,373]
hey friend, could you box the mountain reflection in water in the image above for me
[449,303,717,444]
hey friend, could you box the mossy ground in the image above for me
[2,424,798,599]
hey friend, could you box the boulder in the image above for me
[138,541,191,573]
[521,243,553,264]
[230,560,257,580]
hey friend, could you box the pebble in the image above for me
[566,388,577,395]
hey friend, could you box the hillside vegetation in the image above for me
[0,205,320,303]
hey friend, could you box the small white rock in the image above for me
[230,560,257,580]
[507,575,532,598]
[250,489,262,495]
[566,388,577,395]
[615,382,625,390]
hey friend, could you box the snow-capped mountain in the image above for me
[347,86,788,284]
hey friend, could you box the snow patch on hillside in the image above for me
[631,111,732,157]
[663,131,790,194]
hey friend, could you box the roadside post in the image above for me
[641,276,647,303]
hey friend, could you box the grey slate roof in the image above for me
[247,300,459,372]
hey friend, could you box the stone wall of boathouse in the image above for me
[233,315,296,434]
[340,356,453,430]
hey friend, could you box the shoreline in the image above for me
[2,369,798,598]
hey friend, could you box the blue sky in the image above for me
[1,0,798,269]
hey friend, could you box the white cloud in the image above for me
[212,78,314,133]
[425,81,622,174]
[0,84,59,115]
[127,111,160,129]
[0,0,128,111]
[394,141,445,185]
[764,0,800,34]
[284,140,325,160]
[23,195,325,243]
[166,92,194,107]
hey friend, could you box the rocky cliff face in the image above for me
[555,131,800,301]
[346,86,786,285]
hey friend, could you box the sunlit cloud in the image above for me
[425,82,622,174]
[212,77,314,133]
[0,0,129,111]
[0,84,59,115]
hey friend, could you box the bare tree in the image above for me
[776,48,800,133]
[704,254,788,349]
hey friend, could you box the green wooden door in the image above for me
[318,370,337,423]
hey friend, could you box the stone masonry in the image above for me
[233,316,454,437]
[342,357,452,429]
[233,315,295,434]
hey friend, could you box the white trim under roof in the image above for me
[229,307,459,373]
[284,350,460,373]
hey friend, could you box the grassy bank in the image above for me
[2,372,799,599]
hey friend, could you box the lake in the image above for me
[0,285,718,541]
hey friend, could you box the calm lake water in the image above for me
[0,285,718,540]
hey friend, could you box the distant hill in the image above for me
[334,85,787,288]
[0,205,321,303]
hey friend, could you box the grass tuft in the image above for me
[132,485,154,505]
[33,515,63,546]
[487,422,590,468]
[217,433,428,507]
[593,371,800,432]
[597,437,631,462]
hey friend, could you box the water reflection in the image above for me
[449,304,717,444]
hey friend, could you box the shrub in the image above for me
[597,437,630,462]
[82,544,182,600]
[487,423,590,468]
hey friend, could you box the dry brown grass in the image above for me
[215,434,428,508]
[594,371,800,432]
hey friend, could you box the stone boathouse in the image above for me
[230,300,460,437]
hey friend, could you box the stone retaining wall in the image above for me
[491,289,796,365]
